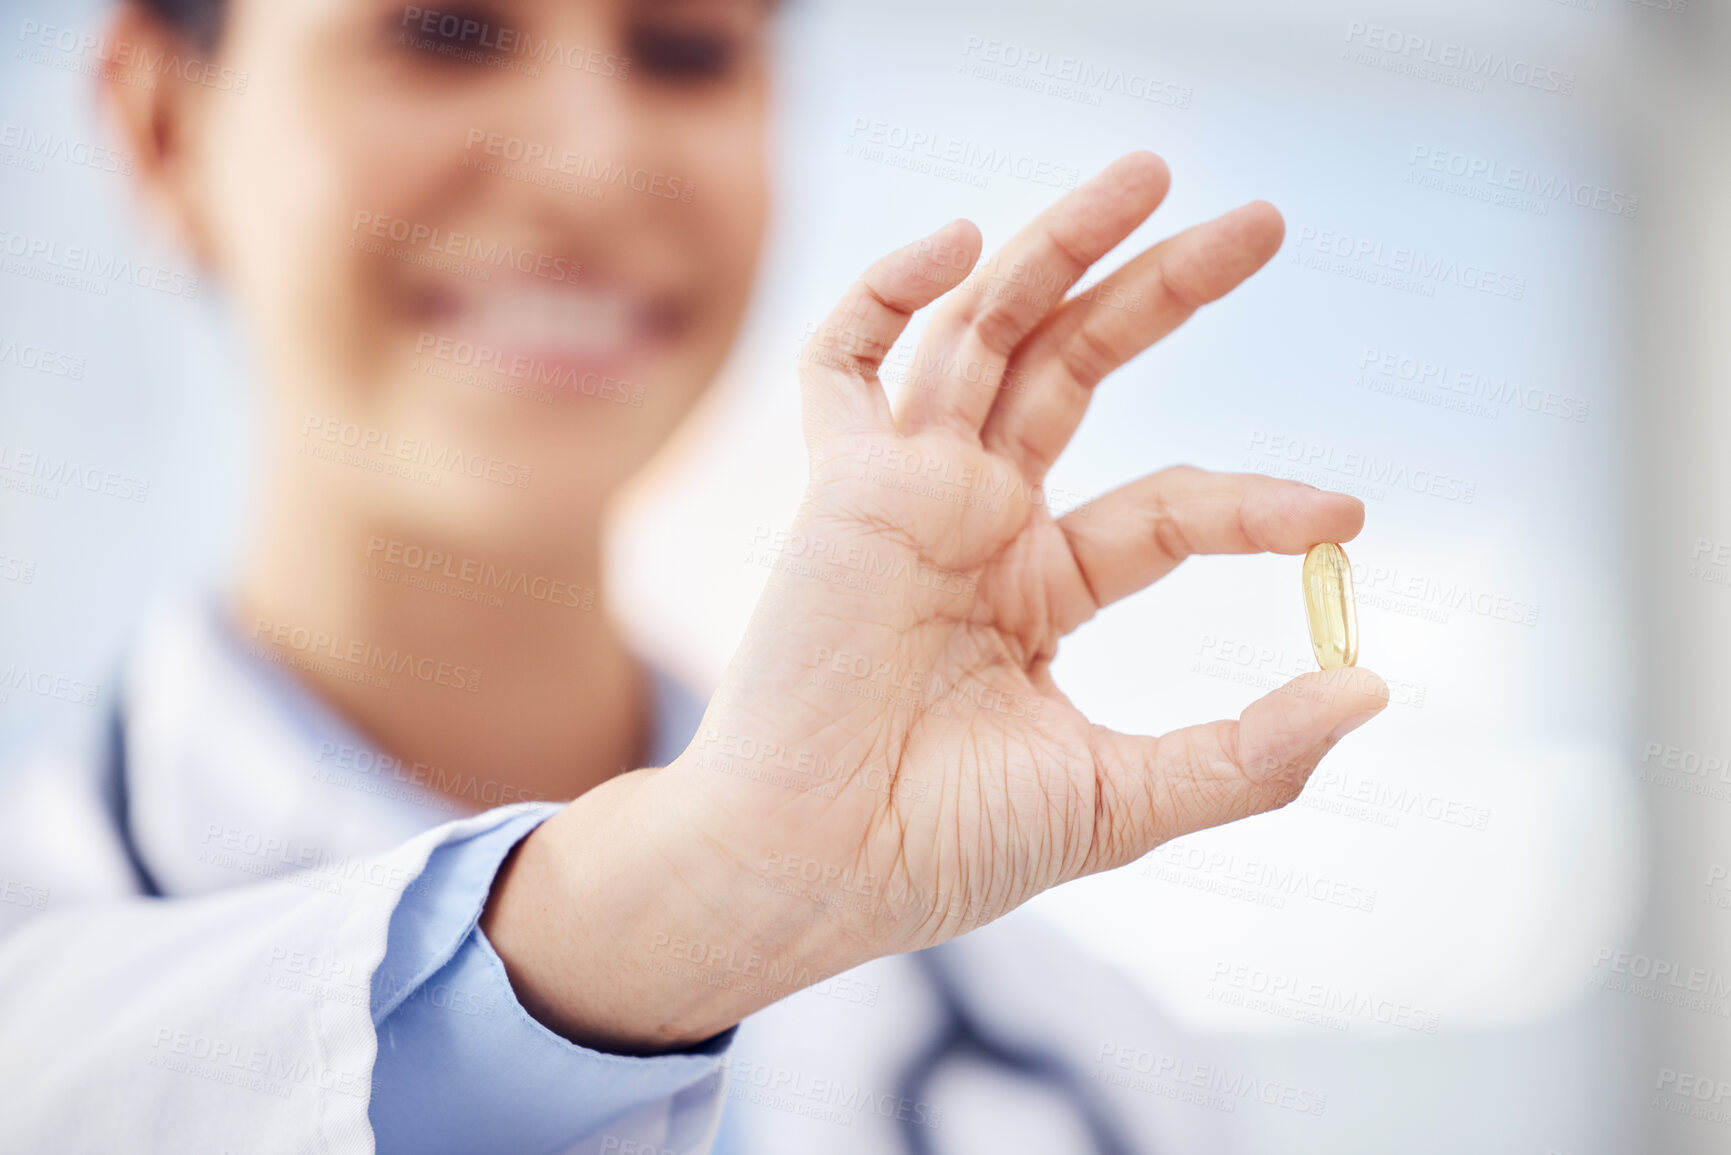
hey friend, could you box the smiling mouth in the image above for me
[414,277,690,377]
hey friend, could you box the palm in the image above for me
[680,153,1388,961]
[800,430,1104,923]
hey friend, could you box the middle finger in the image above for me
[894,151,1171,437]
[981,200,1286,482]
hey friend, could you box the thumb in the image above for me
[1083,666,1390,873]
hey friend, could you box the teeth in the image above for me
[467,287,635,355]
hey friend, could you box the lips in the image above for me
[411,274,690,382]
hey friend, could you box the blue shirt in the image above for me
[369,807,735,1154]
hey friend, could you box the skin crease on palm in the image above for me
[106,0,1389,1057]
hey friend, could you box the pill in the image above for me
[1302,543,1358,670]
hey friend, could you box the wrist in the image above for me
[479,762,843,1055]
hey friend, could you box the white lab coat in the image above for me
[0,598,1228,1154]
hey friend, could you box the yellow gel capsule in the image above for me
[1302,543,1358,670]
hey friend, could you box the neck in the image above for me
[232,479,652,809]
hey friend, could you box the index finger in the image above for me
[1056,467,1365,623]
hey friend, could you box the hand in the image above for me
[482,152,1389,1053]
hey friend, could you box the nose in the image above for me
[538,47,638,185]
[493,39,659,241]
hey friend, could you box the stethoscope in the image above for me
[104,695,1141,1153]
[103,697,166,898]
[894,946,1143,1155]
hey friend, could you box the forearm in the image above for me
[478,763,837,1055]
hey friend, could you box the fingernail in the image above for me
[1328,708,1382,745]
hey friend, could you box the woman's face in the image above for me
[155,0,772,541]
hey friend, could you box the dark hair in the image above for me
[132,0,226,50]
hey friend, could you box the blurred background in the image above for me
[3,0,1728,1150]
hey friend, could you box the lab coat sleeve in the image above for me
[0,801,730,1155]
[369,808,734,1155]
